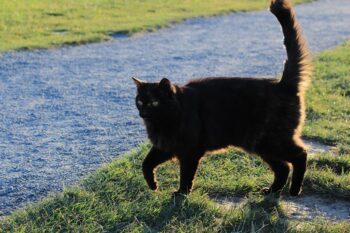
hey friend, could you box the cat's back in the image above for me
[186,76,277,88]
[182,77,284,149]
[185,77,278,101]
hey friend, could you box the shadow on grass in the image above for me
[140,193,291,232]
[218,193,293,233]
[308,156,350,175]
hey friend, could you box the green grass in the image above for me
[1,146,349,232]
[304,41,350,154]
[0,0,309,52]
[1,17,350,233]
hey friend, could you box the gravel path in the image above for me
[0,0,350,215]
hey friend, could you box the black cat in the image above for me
[133,0,312,196]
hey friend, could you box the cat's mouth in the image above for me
[139,113,154,120]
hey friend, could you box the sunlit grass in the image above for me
[304,41,350,154]
[1,145,349,232]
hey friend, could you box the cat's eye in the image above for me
[137,100,143,106]
[152,101,159,107]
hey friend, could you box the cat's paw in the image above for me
[289,187,302,196]
[147,181,158,191]
[260,187,271,195]
[172,188,191,197]
[172,191,187,198]
[260,187,282,197]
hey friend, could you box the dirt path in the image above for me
[0,0,349,215]
[217,194,350,221]
[304,139,336,157]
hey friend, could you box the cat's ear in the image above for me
[159,78,176,94]
[132,77,145,88]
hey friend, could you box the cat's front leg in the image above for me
[174,156,201,196]
[142,146,173,191]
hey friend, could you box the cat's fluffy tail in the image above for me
[270,0,312,95]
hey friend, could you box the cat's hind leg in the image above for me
[288,148,307,196]
[261,159,290,195]
[257,141,307,196]
[142,146,173,191]
[273,143,307,196]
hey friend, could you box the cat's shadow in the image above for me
[218,193,291,231]
[150,195,210,230]
[152,193,290,232]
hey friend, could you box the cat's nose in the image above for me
[140,112,152,119]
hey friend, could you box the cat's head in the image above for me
[132,77,180,121]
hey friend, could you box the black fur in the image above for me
[133,0,312,196]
